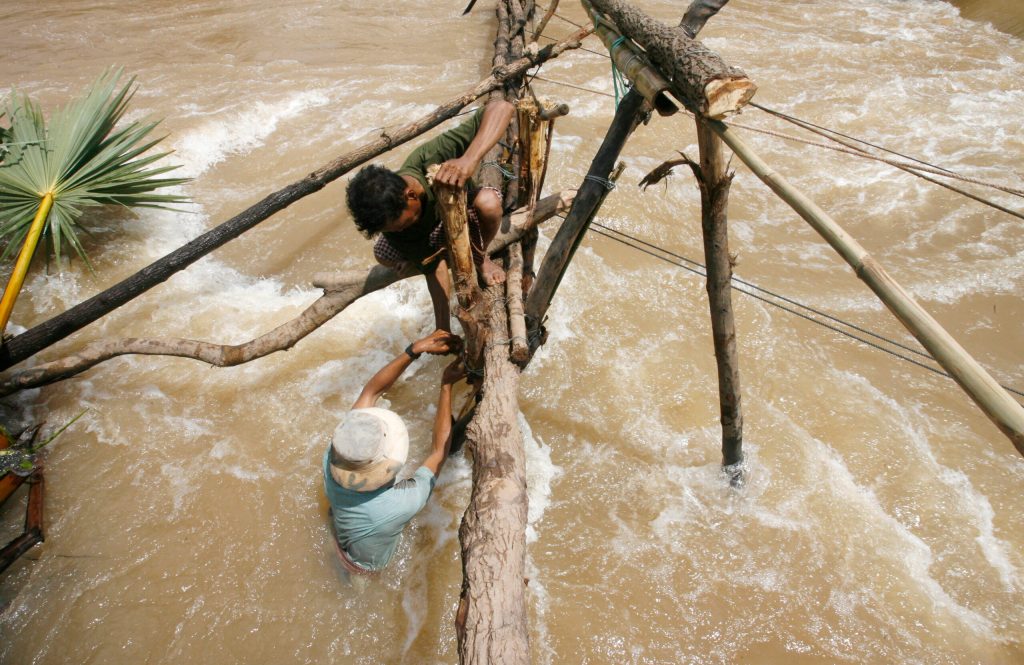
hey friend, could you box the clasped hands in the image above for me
[410,330,467,384]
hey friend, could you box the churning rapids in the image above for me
[1,1,1022,663]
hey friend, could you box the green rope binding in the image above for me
[609,36,632,109]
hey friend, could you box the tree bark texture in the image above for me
[587,0,755,118]
[0,26,591,373]
[456,296,529,665]
[0,194,575,396]
[693,118,743,468]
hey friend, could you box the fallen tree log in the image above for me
[0,193,573,396]
[0,26,591,373]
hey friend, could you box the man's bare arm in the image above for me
[434,100,515,187]
[420,360,465,475]
[352,331,461,409]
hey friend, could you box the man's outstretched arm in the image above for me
[434,100,515,188]
[420,359,466,476]
[352,331,461,409]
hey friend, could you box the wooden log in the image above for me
[506,243,529,363]
[709,119,1024,456]
[456,291,529,665]
[435,184,480,310]
[0,430,26,506]
[0,194,575,396]
[694,118,744,470]
[0,26,592,373]
[525,88,647,326]
[587,0,755,118]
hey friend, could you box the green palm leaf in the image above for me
[0,67,190,266]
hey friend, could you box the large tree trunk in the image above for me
[0,26,590,373]
[587,0,755,118]
[456,297,529,664]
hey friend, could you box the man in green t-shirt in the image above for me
[345,100,515,331]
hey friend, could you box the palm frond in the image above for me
[0,67,190,267]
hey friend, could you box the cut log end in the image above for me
[704,77,757,119]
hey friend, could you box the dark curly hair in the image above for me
[346,165,408,238]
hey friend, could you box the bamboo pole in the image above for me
[0,27,591,372]
[0,193,54,335]
[694,118,744,470]
[581,0,679,116]
[709,119,1024,455]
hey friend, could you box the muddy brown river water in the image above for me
[1,1,1023,663]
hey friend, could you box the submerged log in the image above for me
[0,26,591,373]
[587,0,755,118]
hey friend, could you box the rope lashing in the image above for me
[584,174,617,190]
[480,160,517,180]
[609,36,633,109]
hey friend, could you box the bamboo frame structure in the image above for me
[708,119,1024,455]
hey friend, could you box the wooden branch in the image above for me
[0,470,44,575]
[680,0,730,38]
[694,118,744,471]
[456,289,529,665]
[533,0,559,39]
[0,26,592,373]
[710,119,1024,456]
[587,0,755,118]
[506,244,529,363]
[0,194,574,396]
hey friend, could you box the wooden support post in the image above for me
[525,88,647,327]
[709,119,1024,456]
[0,26,591,372]
[581,0,679,116]
[694,118,744,470]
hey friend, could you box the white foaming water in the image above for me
[172,90,331,179]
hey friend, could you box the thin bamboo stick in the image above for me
[709,119,1024,456]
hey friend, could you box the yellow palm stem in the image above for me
[0,192,54,335]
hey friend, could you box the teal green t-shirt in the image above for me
[323,447,436,570]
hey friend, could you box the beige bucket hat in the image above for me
[329,407,409,492]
